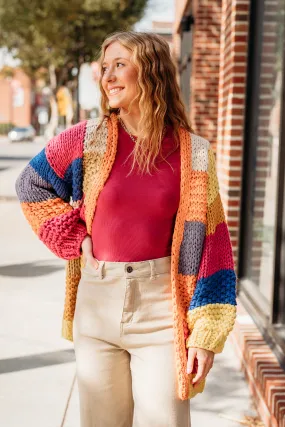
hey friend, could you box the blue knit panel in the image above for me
[64,157,83,202]
[189,269,237,309]
[30,149,70,202]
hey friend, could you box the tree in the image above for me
[0,0,147,132]
[0,0,147,81]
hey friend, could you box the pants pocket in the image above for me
[81,257,101,277]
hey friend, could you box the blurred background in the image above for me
[0,0,174,138]
[0,1,285,426]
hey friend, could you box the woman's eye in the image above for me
[102,63,124,74]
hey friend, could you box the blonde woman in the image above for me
[16,31,237,427]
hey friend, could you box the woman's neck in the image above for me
[119,107,141,136]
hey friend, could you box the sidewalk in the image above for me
[0,146,261,427]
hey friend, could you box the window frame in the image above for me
[238,0,285,369]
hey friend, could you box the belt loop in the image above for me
[149,260,156,280]
[98,261,105,280]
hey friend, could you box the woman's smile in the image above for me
[108,87,125,96]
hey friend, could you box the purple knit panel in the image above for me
[15,164,57,203]
[178,221,206,276]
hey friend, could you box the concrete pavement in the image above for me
[0,138,262,426]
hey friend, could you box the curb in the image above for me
[230,299,285,427]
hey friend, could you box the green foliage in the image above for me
[0,0,147,81]
[0,65,14,78]
[0,122,14,135]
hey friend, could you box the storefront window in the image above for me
[247,0,284,304]
[180,15,193,112]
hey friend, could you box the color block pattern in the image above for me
[15,121,89,259]
[30,149,71,201]
[186,143,237,359]
[15,114,237,402]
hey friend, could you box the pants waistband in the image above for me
[88,256,171,280]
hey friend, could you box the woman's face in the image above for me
[101,41,139,111]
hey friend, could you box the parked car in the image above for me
[8,125,36,142]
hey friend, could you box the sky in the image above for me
[134,0,174,30]
[0,0,174,67]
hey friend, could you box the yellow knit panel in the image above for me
[82,152,104,193]
[62,319,73,342]
[82,118,108,195]
[188,376,206,398]
[207,146,219,207]
[83,117,102,152]
[186,304,237,353]
[206,192,226,236]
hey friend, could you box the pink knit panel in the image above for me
[46,121,87,179]
[198,221,234,279]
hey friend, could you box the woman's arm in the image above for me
[15,122,88,260]
[186,144,237,353]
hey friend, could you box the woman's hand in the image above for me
[81,236,99,269]
[187,347,215,387]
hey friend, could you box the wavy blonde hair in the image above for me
[98,31,194,174]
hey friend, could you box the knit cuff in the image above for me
[39,221,88,260]
[58,223,88,260]
[186,326,226,354]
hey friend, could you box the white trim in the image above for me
[219,92,246,98]
[220,183,241,192]
[218,155,243,161]
[226,206,241,211]
[220,166,242,171]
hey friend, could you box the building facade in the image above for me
[174,1,285,426]
[0,68,32,130]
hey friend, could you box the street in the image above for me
[0,137,259,426]
[0,137,80,426]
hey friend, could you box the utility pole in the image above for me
[74,16,86,123]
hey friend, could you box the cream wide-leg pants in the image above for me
[73,255,191,427]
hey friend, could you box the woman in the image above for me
[16,31,237,427]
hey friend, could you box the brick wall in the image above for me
[189,0,222,148]
[0,68,31,127]
[216,0,250,264]
[174,0,246,263]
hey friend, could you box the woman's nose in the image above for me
[108,74,116,82]
[104,69,116,82]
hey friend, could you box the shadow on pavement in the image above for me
[0,156,34,161]
[190,356,256,416]
[0,349,75,374]
[0,259,65,277]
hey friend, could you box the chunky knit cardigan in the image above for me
[16,113,237,400]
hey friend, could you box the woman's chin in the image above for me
[108,100,123,109]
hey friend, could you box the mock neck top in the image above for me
[91,122,181,261]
